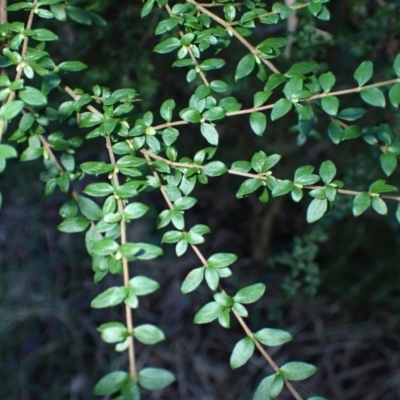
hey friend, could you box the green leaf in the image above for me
[124,202,149,219]
[199,58,225,71]
[58,217,89,233]
[84,183,114,197]
[360,87,386,108]
[19,86,47,108]
[94,371,129,396]
[92,238,119,256]
[321,96,339,115]
[369,179,397,193]
[319,160,336,184]
[254,328,293,346]
[205,266,219,290]
[91,287,128,308]
[352,192,371,217]
[141,0,155,17]
[235,53,255,81]
[380,153,397,176]
[354,61,373,86]
[32,28,58,41]
[230,336,255,369]
[203,161,227,176]
[337,107,366,121]
[272,180,294,197]
[200,123,219,145]
[307,198,328,223]
[137,368,175,390]
[253,373,284,400]
[271,98,292,121]
[207,253,237,269]
[389,83,400,107]
[0,100,24,120]
[397,203,400,224]
[285,61,317,77]
[58,61,87,72]
[236,178,263,198]
[393,54,400,77]
[233,283,266,304]
[280,362,317,381]
[154,37,181,53]
[134,324,165,345]
[371,196,387,215]
[194,301,224,324]
[250,111,267,136]
[319,71,335,92]
[77,194,102,221]
[210,80,228,92]
[181,267,204,293]
[160,99,175,122]
[174,196,196,210]
[0,144,17,158]
[128,276,159,296]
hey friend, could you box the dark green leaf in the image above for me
[19,86,47,108]
[250,111,267,136]
[0,100,24,119]
[361,87,386,108]
[235,53,255,81]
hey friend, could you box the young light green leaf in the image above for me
[134,324,165,345]
[280,361,317,381]
[94,371,129,396]
[253,328,293,346]
[194,301,224,324]
[91,286,128,308]
[354,61,373,86]
[360,87,386,108]
[307,198,328,223]
[235,53,255,81]
[98,322,128,343]
[230,336,255,369]
[233,283,266,304]
[352,192,371,217]
[181,267,205,293]
[250,111,267,136]
[271,98,292,121]
[137,368,175,390]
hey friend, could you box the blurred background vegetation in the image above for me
[1,0,400,399]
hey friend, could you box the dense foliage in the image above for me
[1,0,400,399]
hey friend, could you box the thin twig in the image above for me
[64,85,137,380]
[187,0,281,74]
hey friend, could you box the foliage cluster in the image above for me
[1,0,400,399]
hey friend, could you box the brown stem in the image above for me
[38,135,64,172]
[64,85,137,381]
[165,4,209,86]
[0,0,38,142]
